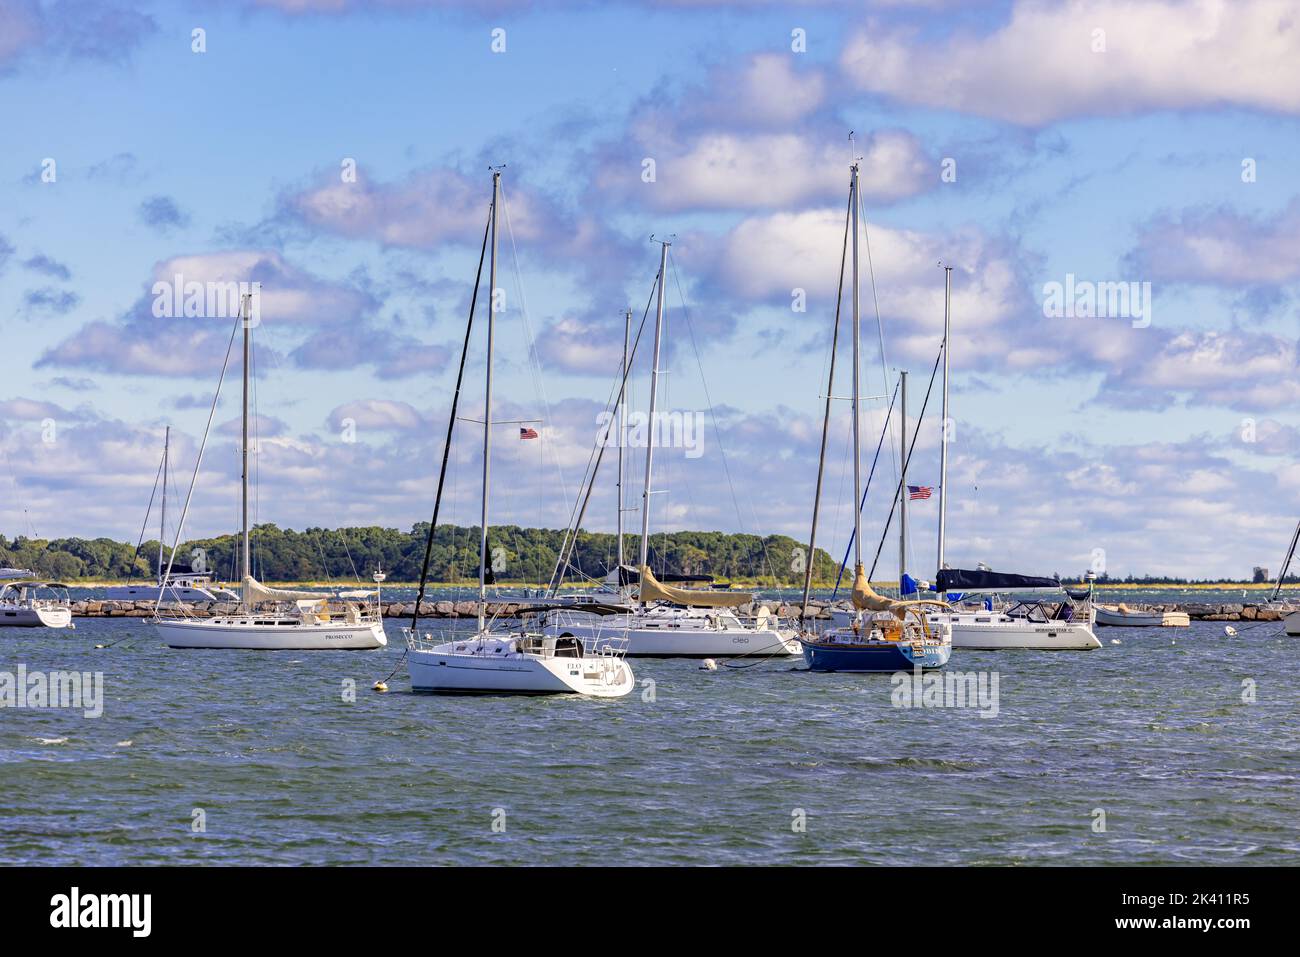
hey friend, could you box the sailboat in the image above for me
[1269,518,1300,635]
[152,295,387,650]
[403,170,635,695]
[796,161,952,672]
[105,427,240,603]
[919,268,1100,651]
[0,569,73,629]
[538,241,799,658]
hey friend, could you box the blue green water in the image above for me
[1,618,1296,865]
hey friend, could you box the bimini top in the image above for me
[936,568,1063,594]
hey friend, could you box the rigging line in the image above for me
[338,527,360,585]
[499,184,569,512]
[404,205,491,641]
[668,250,777,587]
[831,379,900,598]
[801,180,853,616]
[154,310,243,616]
[547,269,659,593]
[858,188,901,493]
[867,340,945,582]
[124,445,167,585]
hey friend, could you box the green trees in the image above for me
[0,525,839,584]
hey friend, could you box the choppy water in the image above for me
[1,617,1296,865]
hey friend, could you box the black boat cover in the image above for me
[935,568,1061,592]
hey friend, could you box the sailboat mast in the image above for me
[617,308,630,571]
[479,170,500,632]
[159,426,169,581]
[240,294,251,610]
[850,164,862,568]
[638,240,669,594]
[899,370,908,589]
[937,265,952,576]
[1271,518,1300,601]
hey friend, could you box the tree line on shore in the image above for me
[0,524,841,585]
[3,527,1294,587]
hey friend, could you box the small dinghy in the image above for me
[1095,604,1189,628]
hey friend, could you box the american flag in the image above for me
[908,485,933,500]
[519,427,539,440]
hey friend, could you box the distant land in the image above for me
[2,526,1295,589]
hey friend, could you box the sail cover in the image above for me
[243,576,333,603]
[850,565,951,619]
[935,568,1061,593]
[638,565,750,608]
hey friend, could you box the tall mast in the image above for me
[850,164,862,570]
[479,169,500,632]
[898,370,908,590]
[617,308,630,571]
[240,293,251,610]
[638,240,669,595]
[936,265,952,576]
[158,425,169,580]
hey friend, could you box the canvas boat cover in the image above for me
[638,565,750,608]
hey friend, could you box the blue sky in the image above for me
[2,0,1298,580]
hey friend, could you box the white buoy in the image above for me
[372,681,389,693]
[1223,626,1237,637]
[700,658,717,671]
[1110,638,1121,645]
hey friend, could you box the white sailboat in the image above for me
[795,160,952,672]
[152,295,386,650]
[921,268,1099,651]
[0,570,74,629]
[538,240,799,658]
[105,427,240,604]
[404,170,635,695]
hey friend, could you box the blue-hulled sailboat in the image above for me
[794,158,952,673]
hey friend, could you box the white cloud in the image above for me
[841,0,1300,125]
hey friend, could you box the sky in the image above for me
[1,0,1297,581]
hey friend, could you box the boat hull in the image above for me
[0,606,73,628]
[832,608,1100,650]
[103,584,239,603]
[155,617,387,649]
[1095,606,1189,628]
[1285,611,1300,636]
[799,637,951,672]
[946,620,1099,650]
[541,613,800,657]
[408,646,634,696]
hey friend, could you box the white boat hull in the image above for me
[945,619,1100,650]
[540,612,800,657]
[408,642,634,697]
[830,608,1099,650]
[0,605,73,628]
[1285,611,1300,636]
[155,617,387,649]
[1095,605,1189,627]
[104,584,239,603]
